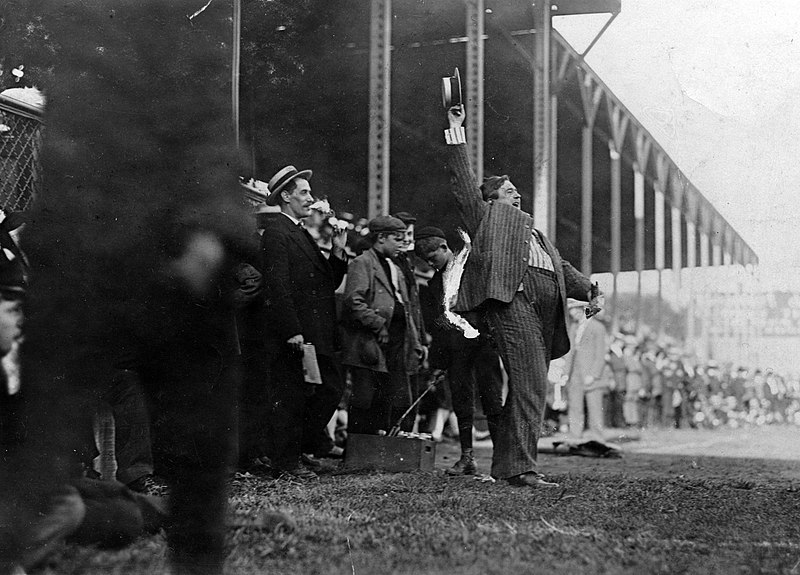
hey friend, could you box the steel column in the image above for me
[632,134,650,333]
[466,0,485,185]
[367,0,392,219]
[609,141,621,332]
[549,45,571,244]
[671,206,682,275]
[532,0,552,234]
[686,219,696,351]
[712,214,723,267]
[669,167,683,290]
[578,70,602,275]
[606,102,627,331]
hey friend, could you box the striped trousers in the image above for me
[484,267,561,479]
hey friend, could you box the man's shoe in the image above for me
[446,454,477,476]
[300,453,323,469]
[314,445,344,459]
[275,466,319,482]
[505,472,559,488]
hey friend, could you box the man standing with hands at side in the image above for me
[259,165,349,480]
[444,104,598,487]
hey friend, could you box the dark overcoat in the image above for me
[260,213,347,358]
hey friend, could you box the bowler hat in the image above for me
[368,215,406,234]
[266,165,313,206]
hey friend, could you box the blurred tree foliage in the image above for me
[0,0,56,89]
[0,0,476,230]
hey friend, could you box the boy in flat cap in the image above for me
[340,216,424,435]
[414,227,503,475]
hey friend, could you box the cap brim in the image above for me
[453,67,462,105]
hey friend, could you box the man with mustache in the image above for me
[444,105,597,487]
[259,166,349,480]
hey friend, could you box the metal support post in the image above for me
[532,0,552,234]
[609,141,621,332]
[367,0,392,219]
[578,70,602,275]
[466,0,485,185]
[634,169,645,331]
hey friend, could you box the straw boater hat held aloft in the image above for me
[266,165,313,206]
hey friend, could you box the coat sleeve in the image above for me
[260,227,302,342]
[447,144,487,236]
[329,253,348,291]
[342,257,386,334]
[561,259,593,301]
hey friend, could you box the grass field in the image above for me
[38,427,800,574]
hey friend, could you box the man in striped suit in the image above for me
[444,104,596,487]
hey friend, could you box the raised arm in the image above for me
[444,105,487,235]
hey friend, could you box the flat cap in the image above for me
[392,211,417,225]
[368,215,406,234]
[414,226,446,241]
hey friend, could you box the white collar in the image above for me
[280,211,301,226]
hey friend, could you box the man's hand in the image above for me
[331,226,348,257]
[447,104,465,128]
[377,325,389,345]
[287,334,304,351]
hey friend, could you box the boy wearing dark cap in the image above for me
[391,211,427,431]
[340,216,424,435]
[415,227,503,475]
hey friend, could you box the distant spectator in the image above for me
[564,304,609,442]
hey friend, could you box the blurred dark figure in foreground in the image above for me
[0,2,251,574]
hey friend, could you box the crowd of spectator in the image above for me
[546,325,800,438]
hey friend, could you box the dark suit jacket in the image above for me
[260,213,348,358]
[447,143,591,359]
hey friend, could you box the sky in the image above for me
[553,0,800,279]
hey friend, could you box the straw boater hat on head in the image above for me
[266,165,313,206]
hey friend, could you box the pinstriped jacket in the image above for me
[447,143,592,359]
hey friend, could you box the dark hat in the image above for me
[392,211,417,225]
[414,226,446,241]
[266,165,313,206]
[368,215,406,234]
